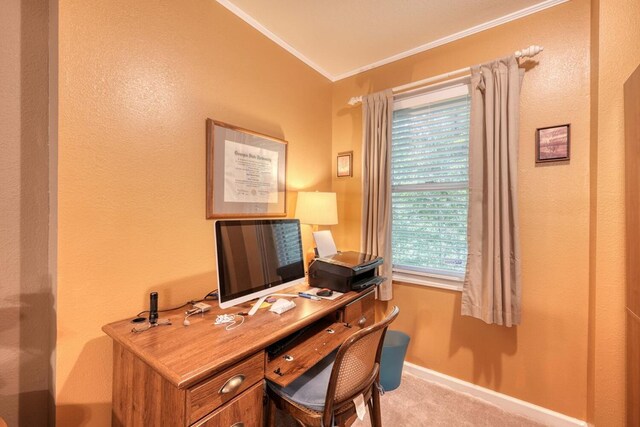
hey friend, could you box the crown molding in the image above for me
[332,0,569,80]
[216,0,569,82]
[215,0,334,81]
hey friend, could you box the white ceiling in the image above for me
[216,0,567,81]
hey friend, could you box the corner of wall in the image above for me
[49,0,59,423]
[587,0,599,424]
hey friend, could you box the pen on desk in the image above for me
[298,292,321,301]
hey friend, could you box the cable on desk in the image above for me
[134,289,218,317]
[226,314,244,331]
[131,319,172,333]
[136,301,192,317]
[203,289,218,301]
[214,313,245,331]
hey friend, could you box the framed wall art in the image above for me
[206,119,287,218]
[337,151,353,177]
[536,124,570,163]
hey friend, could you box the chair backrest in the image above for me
[322,306,400,426]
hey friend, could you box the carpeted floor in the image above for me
[274,371,546,426]
[351,372,546,427]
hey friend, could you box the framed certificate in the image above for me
[206,119,287,218]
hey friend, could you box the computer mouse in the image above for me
[317,288,333,297]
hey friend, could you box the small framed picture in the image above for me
[337,151,353,177]
[536,124,570,163]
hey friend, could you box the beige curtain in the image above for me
[462,56,524,326]
[361,90,393,301]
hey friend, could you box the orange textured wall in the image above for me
[57,0,332,424]
[591,0,640,424]
[331,0,591,420]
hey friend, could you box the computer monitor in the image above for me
[214,219,305,311]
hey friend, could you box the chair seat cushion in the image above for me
[267,350,337,412]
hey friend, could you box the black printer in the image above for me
[308,251,385,293]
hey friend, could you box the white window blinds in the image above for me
[271,222,303,268]
[391,84,470,279]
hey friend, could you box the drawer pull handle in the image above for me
[231,423,245,427]
[358,316,367,327]
[219,374,246,395]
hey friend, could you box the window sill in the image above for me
[392,271,463,292]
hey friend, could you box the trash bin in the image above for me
[379,330,410,391]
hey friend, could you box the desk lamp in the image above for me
[295,191,338,265]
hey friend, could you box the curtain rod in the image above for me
[347,45,544,106]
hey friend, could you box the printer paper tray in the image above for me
[351,275,385,290]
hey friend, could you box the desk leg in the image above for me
[266,397,277,427]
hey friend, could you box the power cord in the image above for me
[203,290,219,301]
[183,302,212,326]
[130,289,221,332]
[214,313,245,331]
[135,289,218,317]
[183,309,201,326]
[131,319,172,333]
[136,301,191,317]
[227,314,244,331]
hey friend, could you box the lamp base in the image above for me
[306,246,317,268]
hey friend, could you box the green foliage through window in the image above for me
[391,92,470,277]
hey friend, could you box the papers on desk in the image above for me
[312,230,337,258]
[269,298,296,314]
[305,287,343,301]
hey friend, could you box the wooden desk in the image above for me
[103,284,375,426]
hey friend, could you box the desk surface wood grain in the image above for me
[265,320,354,387]
[102,283,367,389]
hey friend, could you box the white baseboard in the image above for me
[403,362,588,427]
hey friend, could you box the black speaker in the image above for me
[149,292,158,324]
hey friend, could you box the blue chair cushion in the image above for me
[267,350,337,412]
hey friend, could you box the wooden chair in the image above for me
[266,306,400,427]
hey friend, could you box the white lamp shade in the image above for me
[295,192,338,225]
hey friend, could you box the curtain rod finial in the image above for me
[348,96,362,106]
[515,45,544,58]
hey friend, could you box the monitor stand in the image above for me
[248,293,299,316]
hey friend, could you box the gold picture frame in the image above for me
[337,151,353,177]
[206,119,287,218]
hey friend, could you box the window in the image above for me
[391,83,471,290]
[271,222,303,268]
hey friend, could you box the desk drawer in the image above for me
[192,382,263,427]
[187,352,264,425]
[341,289,375,328]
